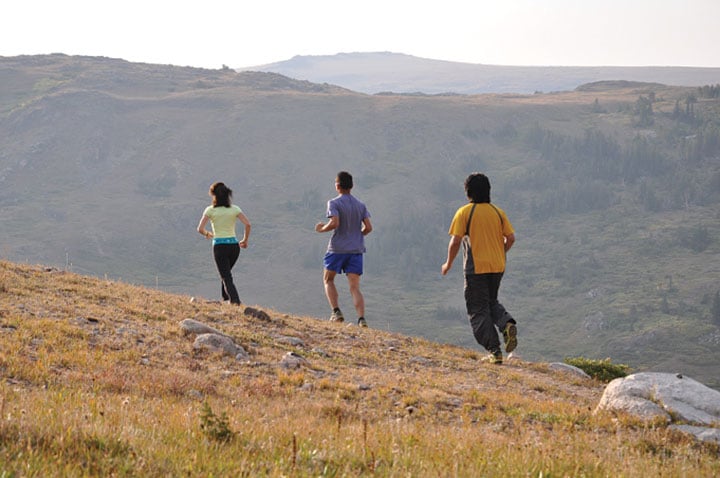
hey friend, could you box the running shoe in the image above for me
[503,323,517,354]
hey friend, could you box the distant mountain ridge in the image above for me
[242,51,720,94]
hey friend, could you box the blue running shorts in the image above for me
[323,252,363,275]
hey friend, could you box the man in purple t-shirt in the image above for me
[315,171,373,327]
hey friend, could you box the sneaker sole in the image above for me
[505,324,517,353]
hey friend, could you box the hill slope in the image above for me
[1,260,719,475]
[243,52,720,94]
[1,54,719,388]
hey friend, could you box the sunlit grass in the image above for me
[1,260,718,476]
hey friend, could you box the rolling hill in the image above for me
[1,54,719,388]
[1,260,718,475]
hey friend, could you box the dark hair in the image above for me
[464,173,491,203]
[336,171,353,190]
[209,182,232,207]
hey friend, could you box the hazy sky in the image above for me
[3,0,719,69]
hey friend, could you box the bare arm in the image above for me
[362,217,373,236]
[315,215,339,233]
[504,233,515,252]
[441,235,463,276]
[237,212,251,248]
[197,215,213,240]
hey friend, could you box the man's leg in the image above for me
[465,274,501,354]
[347,273,365,318]
[488,272,517,353]
[323,269,339,310]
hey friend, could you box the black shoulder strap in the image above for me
[489,203,504,228]
[465,203,477,236]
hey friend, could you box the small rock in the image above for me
[280,351,308,369]
[549,362,591,379]
[244,307,271,321]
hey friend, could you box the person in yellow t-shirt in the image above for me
[441,173,517,364]
[197,182,251,305]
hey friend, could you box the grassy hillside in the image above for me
[1,55,719,388]
[1,260,719,476]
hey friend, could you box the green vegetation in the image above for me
[564,357,630,382]
[199,402,235,443]
[1,260,719,476]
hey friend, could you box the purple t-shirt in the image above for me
[326,194,370,253]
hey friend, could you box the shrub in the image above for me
[564,357,630,382]
[199,402,235,443]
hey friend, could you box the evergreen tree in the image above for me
[712,291,720,326]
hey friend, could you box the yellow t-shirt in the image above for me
[448,202,514,274]
[203,204,242,238]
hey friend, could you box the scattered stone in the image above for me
[311,347,329,357]
[74,317,99,327]
[244,307,271,321]
[275,335,305,347]
[409,356,431,365]
[179,319,224,337]
[595,372,720,428]
[549,362,591,379]
[193,333,246,358]
[280,351,308,369]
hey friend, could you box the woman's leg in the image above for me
[213,244,241,304]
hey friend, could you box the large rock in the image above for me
[179,319,224,336]
[670,425,720,444]
[193,333,247,359]
[595,372,720,426]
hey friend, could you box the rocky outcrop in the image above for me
[595,372,720,444]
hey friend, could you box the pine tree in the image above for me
[712,291,720,327]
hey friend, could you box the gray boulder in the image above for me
[280,351,309,369]
[670,425,720,444]
[595,372,720,425]
[193,333,247,358]
[179,319,224,336]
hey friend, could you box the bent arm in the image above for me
[441,235,463,275]
[362,217,373,236]
[315,215,339,233]
[197,215,212,239]
[504,233,515,252]
[237,212,251,246]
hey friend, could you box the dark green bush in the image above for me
[563,357,630,382]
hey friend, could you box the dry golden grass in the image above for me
[1,260,718,476]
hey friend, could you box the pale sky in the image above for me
[2,0,719,69]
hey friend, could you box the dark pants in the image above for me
[464,273,515,353]
[213,243,241,304]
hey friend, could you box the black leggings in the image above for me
[213,243,241,304]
